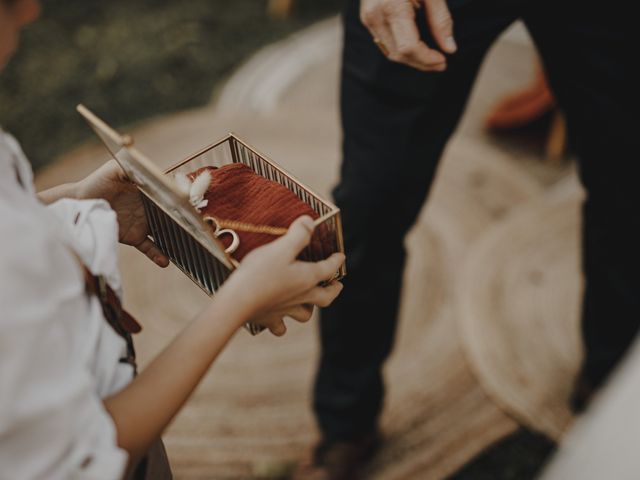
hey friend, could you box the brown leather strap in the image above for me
[82,267,170,476]
[82,266,141,373]
[82,267,142,334]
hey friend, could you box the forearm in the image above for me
[103,284,253,465]
[37,182,79,204]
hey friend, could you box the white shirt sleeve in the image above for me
[0,207,128,480]
[46,198,123,300]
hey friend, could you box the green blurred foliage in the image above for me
[0,0,343,170]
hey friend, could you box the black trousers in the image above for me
[314,0,636,442]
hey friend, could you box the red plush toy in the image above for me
[175,163,334,262]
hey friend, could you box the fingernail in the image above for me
[445,36,457,53]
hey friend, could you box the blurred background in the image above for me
[0,0,341,170]
[3,1,587,479]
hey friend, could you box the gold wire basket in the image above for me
[77,105,345,334]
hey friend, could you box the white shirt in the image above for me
[0,129,131,479]
[541,338,640,480]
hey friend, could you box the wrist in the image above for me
[71,181,84,199]
[73,178,92,200]
[37,181,81,205]
[214,273,262,327]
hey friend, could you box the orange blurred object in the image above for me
[268,0,294,19]
[485,66,555,132]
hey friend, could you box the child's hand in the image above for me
[76,160,169,268]
[221,216,345,336]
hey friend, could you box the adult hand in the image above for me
[76,160,170,268]
[223,216,345,336]
[360,0,456,71]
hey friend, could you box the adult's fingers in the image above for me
[136,238,170,268]
[274,216,315,259]
[386,0,447,70]
[374,21,397,58]
[360,1,397,57]
[424,0,457,54]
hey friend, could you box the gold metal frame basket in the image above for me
[77,105,345,334]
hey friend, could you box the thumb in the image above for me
[275,215,316,258]
[424,0,456,54]
[104,159,128,183]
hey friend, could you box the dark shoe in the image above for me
[292,432,381,480]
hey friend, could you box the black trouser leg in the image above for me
[524,1,637,388]
[314,0,518,442]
